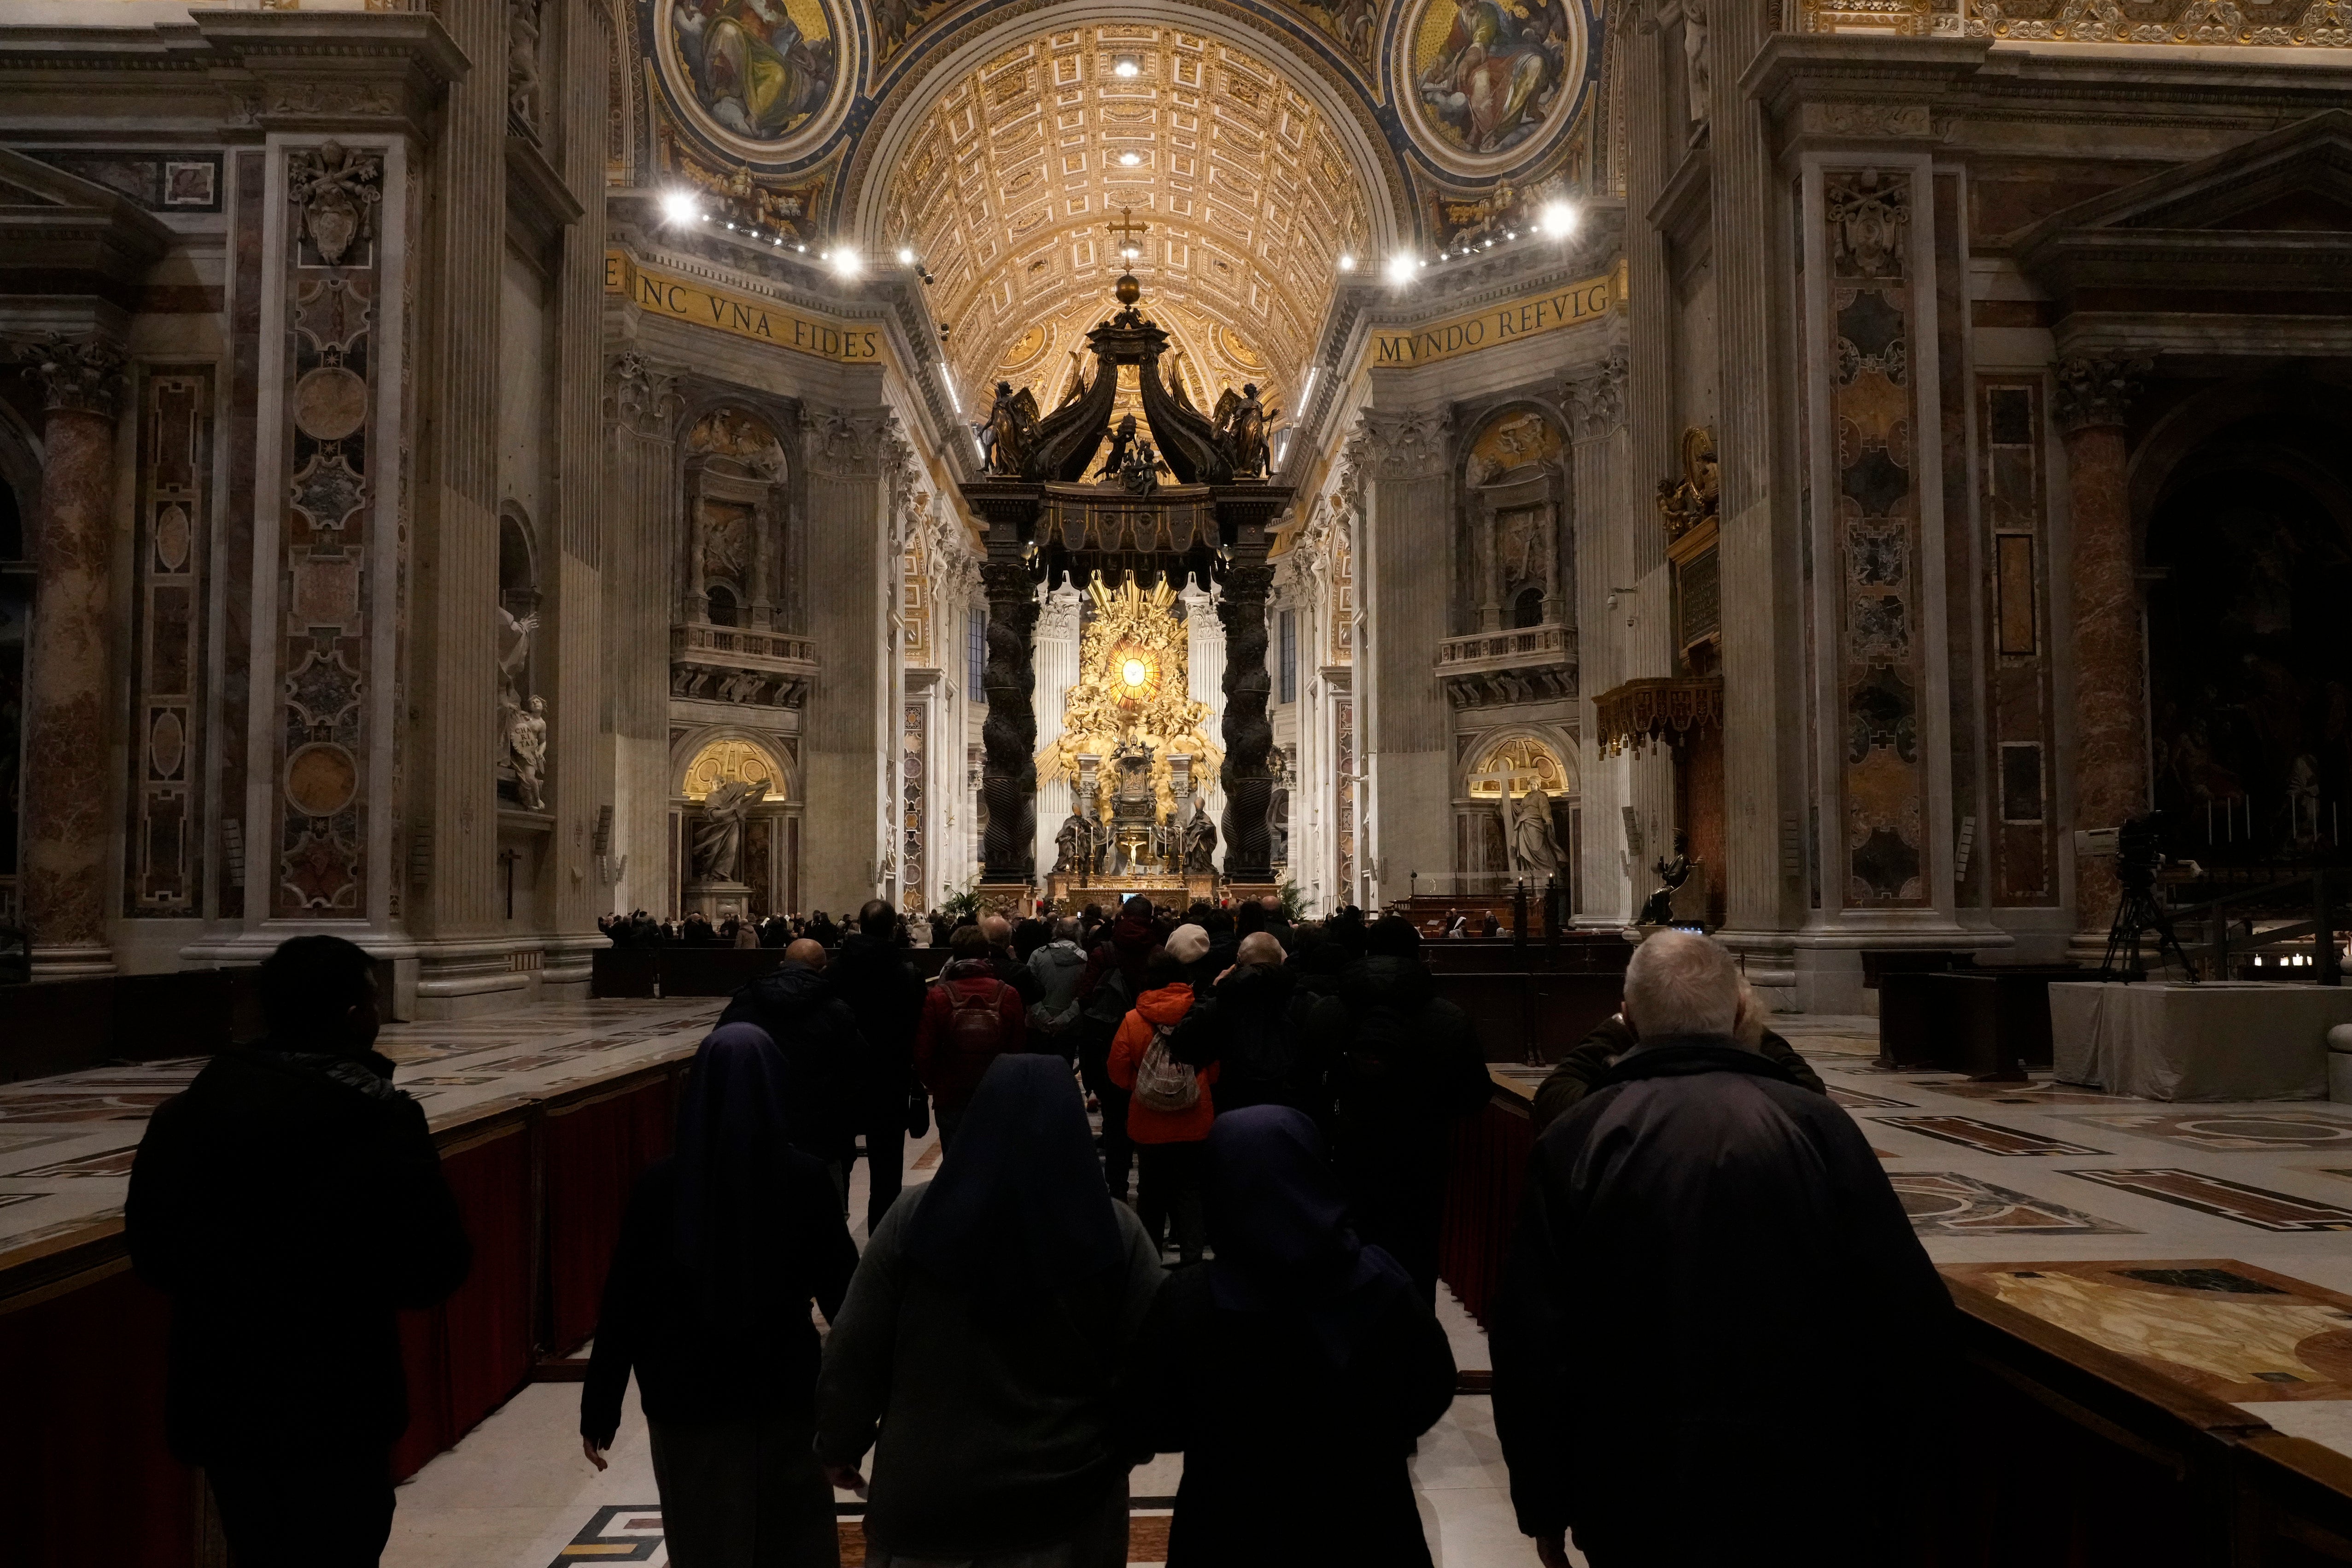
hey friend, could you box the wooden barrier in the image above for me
[0,1053,690,1567]
[591,944,954,998]
[0,967,265,1082]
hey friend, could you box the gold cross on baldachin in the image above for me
[1106,206,1150,255]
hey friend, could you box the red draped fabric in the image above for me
[1437,1093,1533,1326]
[392,1123,534,1480]
[0,1263,195,1568]
[544,1077,675,1354]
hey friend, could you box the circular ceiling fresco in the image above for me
[1393,0,1593,176]
[655,0,859,161]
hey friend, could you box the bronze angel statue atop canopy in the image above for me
[973,381,1039,477]
[1211,382,1278,478]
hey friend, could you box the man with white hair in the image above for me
[1491,930,1949,1568]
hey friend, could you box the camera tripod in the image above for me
[2100,872,2198,983]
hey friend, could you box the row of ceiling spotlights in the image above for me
[658,189,1578,286]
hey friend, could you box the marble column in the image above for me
[1351,409,1452,900]
[602,352,680,918]
[2056,354,2152,930]
[17,335,126,976]
[800,407,894,909]
[1182,579,1228,836]
[1566,348,1630,925]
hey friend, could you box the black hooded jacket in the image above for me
[1169,963,1327,1121]
[1306,956,1492,1179]
[827,931,928,1118]
[1491,1039,1952,1566]
[126,1045,471,1464]
[719,965,865,1160]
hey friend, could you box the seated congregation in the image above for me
[124,906,1946,1568]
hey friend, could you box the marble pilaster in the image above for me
[602,352,682,918]
[800,407,895,910]
[1350,407,1452,901]
[17,335,126,977]
[1565,350,1632,925]
[2055,354,2152,931]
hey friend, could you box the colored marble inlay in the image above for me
[1890,1171,2134,1235]
[8,1145,138,1178]
[1942,1259,2352,1403]
[2063,1111,2352,1153]
[2066,1169,2352,1231]
[1829,1087,1915,1110]
[127,367,214,916]
[1875,1115,2108,1156]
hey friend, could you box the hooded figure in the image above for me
[1118,1107,1457,1566]
[581,1024,859,1568]
[719,957,865,1180]
[827,901,928,1235]
[816,1057,1167,1568]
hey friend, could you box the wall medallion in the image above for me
[655,0,854,163]
[1394,0,1593,173]
[285,741,360,818]
[293,364,369,442]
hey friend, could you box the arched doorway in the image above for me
[2145,412,2352,867]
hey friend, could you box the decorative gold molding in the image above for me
[1801,0,2352,45]
[1592,676,1724,758]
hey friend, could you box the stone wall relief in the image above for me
[1462,406,1567,633]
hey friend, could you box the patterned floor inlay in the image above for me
[542,1503,1180,1567]
[1873,1115,2109,1156]
[1909,1078,2128,1105]
[1941,1259,2352,1402]
[2066,1169,2352,1231]
[0,1091,180,1124]
[7,1144,138,1178]
[1890,1172,2136,1235]
[0,1193,47,1212]
[2059,1111,2352,1153]
[1830,1088,1915,1110]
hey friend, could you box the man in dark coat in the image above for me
[127,935,471,1568]
[1076,895,1161,1200]
[979,913,1046,1007]
[1530,1006,1825,1135]
[827,900,929,1235]
[1305,915,1492,1304]
[718,939,866,1196]
[1492,931,1952,1568]
[1169,932,1328,1123]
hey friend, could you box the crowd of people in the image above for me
[123,907,1952,1568]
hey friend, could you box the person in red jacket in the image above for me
[915,925,1028,1148]
[1108,948,1219,1264]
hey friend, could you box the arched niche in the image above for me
[1457,404,1570,637]
[1454,726,1579,897]
[682,405,790,633]
[668,728,801,919]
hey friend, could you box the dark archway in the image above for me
[2146,413,2352,866]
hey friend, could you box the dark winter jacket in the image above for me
[1306,957,1492,1182]
[829,931,928,1118]
[1492,1038,1953,1566]
[1117,1262,1455,1567]
[718,965,865,1159]
[988,946,1046,1007]
[1169,963,1328,1121]
[126,1044,471,1464]
[914,959,1030,1114]
[1530,1014,1826,1135]
[580,1154,857,1446]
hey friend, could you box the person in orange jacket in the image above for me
[1108,943,1220,1264]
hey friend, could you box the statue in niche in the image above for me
[692,777,765,883]
[974,381,1038,477]
[1095,413,1138,482]
[1681,0,1709,124]
[1503,783,1563,878]
[1656,425,1719,543]
[1212,384,1278,478]
[1639,831,1696,927]
[1184,797,1218,873]
[1053,810,1089,874]
[506,696,549,812]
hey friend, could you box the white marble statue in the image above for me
[507,695,548,811]
[1503,784,1564,878]
[692,778,764,883]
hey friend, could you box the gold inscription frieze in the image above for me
[604,252,883,364]
[1367,268,1616,372]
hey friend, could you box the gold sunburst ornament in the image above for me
[1038,575,1221,821]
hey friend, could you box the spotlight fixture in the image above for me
[1112,54,1141,77]
[660,189,700,226]
[1386,252,1416,286]
[1121,246,1139,261]
[897,247,917,265]
[1337,252,1356,272]
[832,248,863,279]
[1539,199,1580,238]
[1119,151,1142,167]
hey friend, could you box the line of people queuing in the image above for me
[602,909,851,950]
[124,917,1950,1568]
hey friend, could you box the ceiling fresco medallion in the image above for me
[1395,0,1592,173]
[655,0,856,162]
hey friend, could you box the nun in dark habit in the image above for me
[815,1054,1167,1568]
[1117,1105,1459,1568]
[581,1023,860,1568]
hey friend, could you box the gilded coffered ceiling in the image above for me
[876,23,1369,411]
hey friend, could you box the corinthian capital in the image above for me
[604,351,681,438]
[1562,345,1628,440]
[800,404,893,477]
[2053,355,2153,435]
[1348,407,1451,481]
[18,333,127,419]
